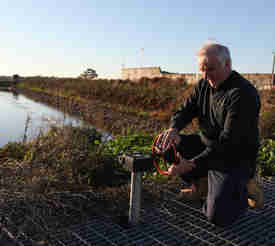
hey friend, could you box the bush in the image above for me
[0,125,124,192]
[257,139,275,178]
[0,142,29,160]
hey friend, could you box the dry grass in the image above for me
[0,120,183,243]
[0,124,131,243]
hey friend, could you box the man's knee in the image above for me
[205,169,249,226]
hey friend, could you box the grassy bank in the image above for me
[17,77,196,133]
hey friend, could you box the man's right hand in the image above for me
[157,128,181,151]
[168,155,196,176]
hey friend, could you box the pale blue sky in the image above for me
[1,0,274,78]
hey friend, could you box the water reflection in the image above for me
[0,90,83,147]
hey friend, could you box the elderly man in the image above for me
[159,43,263,226]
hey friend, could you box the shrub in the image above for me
[0,142,29,160]
[257,139,275,178]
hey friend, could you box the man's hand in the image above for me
[168,155,196,176]
[157,128,181,151]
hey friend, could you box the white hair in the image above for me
[197,43,232,69]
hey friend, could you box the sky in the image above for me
[1,0,274,79]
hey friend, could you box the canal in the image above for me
[0,90,83,147]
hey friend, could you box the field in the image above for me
[17,76,275,137]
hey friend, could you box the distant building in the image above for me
[121,67,199,84]
[121,67,162,80]
[121,67,273,87]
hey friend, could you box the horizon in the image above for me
[1,0,274,79]
[0,67,274,80]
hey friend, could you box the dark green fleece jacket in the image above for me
[170,71,261,170]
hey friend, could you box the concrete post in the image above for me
[118,153,154,226]
[128,172,142,225]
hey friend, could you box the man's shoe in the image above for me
[247,178,264,209]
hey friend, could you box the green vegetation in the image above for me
[257,139,275,178]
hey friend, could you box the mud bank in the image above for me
[18,87,168,135]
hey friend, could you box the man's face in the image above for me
[199,54,230,88]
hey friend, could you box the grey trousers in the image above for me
[177,134,249,226]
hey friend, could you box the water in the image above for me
[0,90,84,147]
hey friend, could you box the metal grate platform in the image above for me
[1,178,275,245]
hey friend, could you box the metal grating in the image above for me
[1,178,275,245]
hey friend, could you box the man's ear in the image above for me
[225,59,231,69]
